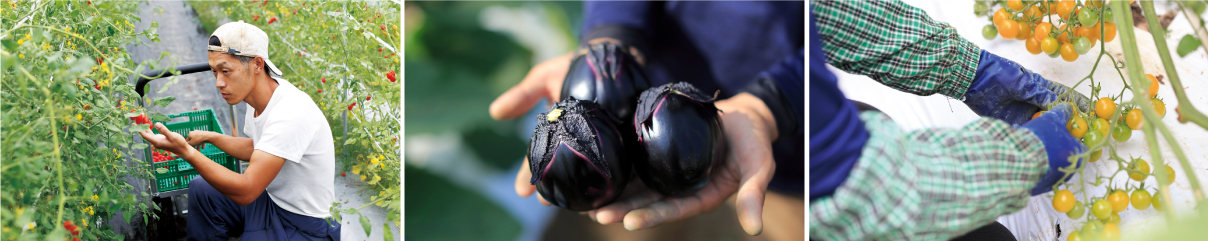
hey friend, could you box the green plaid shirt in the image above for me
[814,0,981,99]
[810,1,1051,240]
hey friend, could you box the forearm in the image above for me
[810,112,1048,240]
[181,146,258,204]
[206,134,254,161]
[812,0,980,98]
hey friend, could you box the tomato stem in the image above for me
[16,65,67,224]
[1137,0,1204,216]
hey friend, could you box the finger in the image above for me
[1046,102,1075,121]
[734,159,775,236]
[622,186,723,231]
[153,122,172,134]
[594,191,663,224]
[1045,81,1092,111]
[536,191,552,206]
[489,53,572,120]
[137,130,159,144]
[515,158,535,198]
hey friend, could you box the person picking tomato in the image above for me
[138,21,340,240]
[810,1,1092,240]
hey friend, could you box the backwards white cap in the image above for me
[207,20,283,76]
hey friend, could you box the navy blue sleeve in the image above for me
[581,2,656,37]
[739,48,806,195]
[807,14,867,203]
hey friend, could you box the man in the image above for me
[139,21,340,240]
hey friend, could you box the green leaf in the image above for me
[131,143,149,149]
[123,209,134,222]
[383,223,394,241]
[1,40,17,51]
[1190,1,1207,15]
[153,96,176,108]
[344,138,356,145]
[152,113,171,122]
[124,112,143,118]
[1177,34,1202,57]
[105,123,122,132]
[361,215,372,236]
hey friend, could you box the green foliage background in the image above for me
[2,0,166,239]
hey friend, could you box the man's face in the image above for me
[208,52,257,105]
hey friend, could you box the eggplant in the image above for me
[632,82,727,197]
[527,97,629,211]
[560,42,651,121]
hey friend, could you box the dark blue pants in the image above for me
[188,177,340,241]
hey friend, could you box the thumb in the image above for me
[1046,102,1075,122]
[735,158,774,236]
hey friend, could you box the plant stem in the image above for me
[17,66,66,224]
[1140,0,1205,203]
[1177,2,1208,58]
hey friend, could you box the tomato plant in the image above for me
[187,0,402,234]
[1,0,168,239]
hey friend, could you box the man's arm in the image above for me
[184,147,285,206]
[812,0,981,99]
[191,131,254,161]
[144,123,285,206]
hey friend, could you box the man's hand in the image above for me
[489,53,574,120]
[964,50,1092,125]
[186,130,221,150]
[139,122,195,157]
[513,93,777,236]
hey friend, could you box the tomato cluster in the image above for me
[62,220,82,240]
[1036,71,1176,240]
[151,149,176,163]
[978,0,1117,62]
[129,113,150,125]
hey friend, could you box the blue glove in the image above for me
[965,50,1092,126]
[1019,103,1087,195]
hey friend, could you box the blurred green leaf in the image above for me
[404,164,520,241]
[1178,34,1202,57]
[462,123,526,171]
[384,223,395,241]
[153,96,176,108]
[361,215,372,236]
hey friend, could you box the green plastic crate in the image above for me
[144,109,241,193]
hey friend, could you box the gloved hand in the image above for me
[964,50,1092,126]
[1019,102,1087,195]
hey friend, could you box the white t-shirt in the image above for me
[242,77,335,218]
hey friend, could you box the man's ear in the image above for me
[250,56,262,75]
